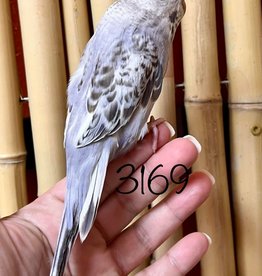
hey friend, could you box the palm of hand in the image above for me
[0,123,212,276]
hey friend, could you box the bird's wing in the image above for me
[68,27,164,148]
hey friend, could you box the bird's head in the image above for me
[127,0,186,41]
[156,0,186,21]
[136,0,186,22]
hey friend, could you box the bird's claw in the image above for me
[148,116,165,153]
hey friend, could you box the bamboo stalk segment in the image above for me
[229,105,262,276]
[62,0,91,74]
[17,0,67,194]
[0,0,27,216]
[182,2,221,102]
[185,103,236,276]
[222,0,262,103]
[151,48,183,260]
[90,0,115,30]
[181,1,236,275]
[223,1,262,275]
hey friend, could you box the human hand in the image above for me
[0,122,213,275]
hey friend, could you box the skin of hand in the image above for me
[0,122,213,276]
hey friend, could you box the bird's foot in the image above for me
[148,116,165,153]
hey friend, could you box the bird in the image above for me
[50,0,186,275]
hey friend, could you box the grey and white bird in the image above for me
[50,0,185,275]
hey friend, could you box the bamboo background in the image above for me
[1,0,261,275]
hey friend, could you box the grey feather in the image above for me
[76,29,160,148]
[50,0,185,275]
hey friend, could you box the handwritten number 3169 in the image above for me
[116,164,190,195]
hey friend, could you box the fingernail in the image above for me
[199,169,216,185]
[164,121,176,138]
[183,135,202,153]
[202,232,212,245]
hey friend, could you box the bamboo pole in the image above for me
[151,48,183,260]
[223,0,262,103]
[62,0,91,74]
[17,0,67,194]
[229,105,262,276]
[181,1,236,275]
[0,0,27,217]
[222,0,262,275]
[90,0,115,30]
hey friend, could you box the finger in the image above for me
[95,137,200,241]
[108,171,213,274]
[101,121,174,202]
[138,232,211,276]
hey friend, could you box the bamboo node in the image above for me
[0,153,26,164]
[251,126,262,136]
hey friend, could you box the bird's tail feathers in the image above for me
[50,144,112,275]
[79,148,110,241]
[50,207,78,276]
